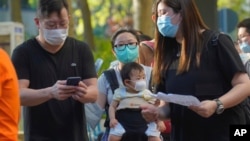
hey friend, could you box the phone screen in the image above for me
[66,76,81,86]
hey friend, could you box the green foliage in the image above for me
[217,0,250,40]
[217,0,249,21]
[88,0,132,30]
[93,36,116,76]
[28,0,38,9]
[83,0,134,70]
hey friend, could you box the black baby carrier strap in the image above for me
[103,69,119,128]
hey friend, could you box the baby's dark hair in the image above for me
[120,62,144,84]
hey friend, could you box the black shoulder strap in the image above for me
[103,69,119,128]
[211,31,220,47]
[103,69,119,93]
[205,30,220,48]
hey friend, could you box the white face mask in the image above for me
[42,28,68,45]
[133,80,146,91]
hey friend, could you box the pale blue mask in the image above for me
[114,45,139,64]
[157,16,179,38]
[240,42,250,53]
[239,53,250,64]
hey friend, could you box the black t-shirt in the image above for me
[12,37,96,141]
[159,30,246,141]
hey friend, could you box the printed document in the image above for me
[151,92,201,106]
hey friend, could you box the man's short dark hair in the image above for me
[37,0,69,18]
[121,62,144,83]
[237,18,250,34]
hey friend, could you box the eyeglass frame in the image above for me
[114,42,138,51]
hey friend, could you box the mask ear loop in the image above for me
[125,79,136,91]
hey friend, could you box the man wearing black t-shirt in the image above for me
[11,0,98,141]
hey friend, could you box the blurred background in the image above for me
[0,0,249,73]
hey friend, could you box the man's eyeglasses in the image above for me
[114,42,138,51]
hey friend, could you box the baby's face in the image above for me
[125,69,145,92]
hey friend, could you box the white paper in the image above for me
[151,92,201,106]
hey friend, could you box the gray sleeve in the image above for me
[98,73,109,95]
[98,73,113,105]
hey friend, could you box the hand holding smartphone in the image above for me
[66,76,81,86]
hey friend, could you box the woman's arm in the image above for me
[189,72,250,118]
[219,72,250,108]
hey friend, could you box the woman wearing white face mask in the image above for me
[108,62,161,141]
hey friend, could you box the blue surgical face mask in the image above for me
[157,16,179,38]
[240,42,250,53]
[114,45,139,64]
[239,53,250,64]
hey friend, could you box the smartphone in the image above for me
[66,76,81,86]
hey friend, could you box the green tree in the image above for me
[132,0,154,37]
[67,0,75,37]
[79,0,96,50]
[217,0,249,39]
[10,0,22,23]
[218,0,249,21]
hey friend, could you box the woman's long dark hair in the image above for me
[153,0,208,84]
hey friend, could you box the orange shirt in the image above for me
[0,49,20,141]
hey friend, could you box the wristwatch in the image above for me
[214,98,224,114]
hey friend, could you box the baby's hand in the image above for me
[156,120,166,132]
[154,99,161,106]
[110,118,118,128]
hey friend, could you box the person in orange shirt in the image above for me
[0,48,20,141]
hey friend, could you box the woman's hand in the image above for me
[156,120,166,132]
[140,104,159,122]
[189,100,217,118]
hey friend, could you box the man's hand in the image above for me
[50,80,76,100]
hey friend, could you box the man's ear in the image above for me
[34,18,40,29]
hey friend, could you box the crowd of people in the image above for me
[1,0,250,141]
